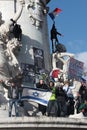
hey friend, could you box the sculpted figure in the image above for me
[27,0,49,28]
[0,0,25,80]
[52,52,74,81]
[5,38,22,75]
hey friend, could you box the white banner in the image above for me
[21,87,52,106]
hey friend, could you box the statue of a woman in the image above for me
[0,0,25,81]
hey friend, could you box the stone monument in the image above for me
[0,0,52,115]
[0,0,51,87]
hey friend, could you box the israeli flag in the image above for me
[21,87,52,106]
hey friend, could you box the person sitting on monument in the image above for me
[50,23,63,53]
[0,0,24,44]
[12,24,22,41]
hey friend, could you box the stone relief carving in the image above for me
[27,0,49,29]
[5,38,22,73]
[0,12,4,26]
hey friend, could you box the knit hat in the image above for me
[39,76,43,80]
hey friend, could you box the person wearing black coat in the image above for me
[79,81,87,103]
[1,79,19,117]
[36,78,49,115]
[55,83,68,117]
[50,23,62,53]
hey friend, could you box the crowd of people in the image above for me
[0,73,87,118]
[36,77,87,117]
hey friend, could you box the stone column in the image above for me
[17,0,51,85]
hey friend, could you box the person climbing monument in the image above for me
[13,24,22,41]
[50,23,63,53]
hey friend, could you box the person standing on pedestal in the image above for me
[50,23,63,53]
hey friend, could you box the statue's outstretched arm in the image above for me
[9,0,25,26]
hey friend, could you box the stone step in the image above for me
[0,101,38,117]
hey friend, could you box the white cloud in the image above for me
[75,52,87,72]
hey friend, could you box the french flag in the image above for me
[49,8,62,20]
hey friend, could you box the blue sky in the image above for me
[47,0,87,70]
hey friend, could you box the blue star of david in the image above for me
[33,91,39,97]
